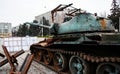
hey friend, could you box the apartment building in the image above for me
[0,22,12,37]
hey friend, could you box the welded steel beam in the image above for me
[0,45,24,67]
[0,52,5,58]
[20,54,34,74]
[51,3,73,22]
[10,54,34,74]
[1,45,34,74]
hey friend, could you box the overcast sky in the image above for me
[0,0,114,27]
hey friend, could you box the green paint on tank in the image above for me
[25,13,115,35]
[57,13,114,34]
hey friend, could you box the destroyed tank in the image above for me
[27,4,120,74]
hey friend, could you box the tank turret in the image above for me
[25,3,115,36]
[25,13,115,35]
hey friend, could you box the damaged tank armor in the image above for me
[26,4,120,74]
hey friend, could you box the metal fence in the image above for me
[0,37,44,52]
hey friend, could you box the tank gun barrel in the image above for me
[24,22,50,29]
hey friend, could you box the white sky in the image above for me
[0,0,113,27]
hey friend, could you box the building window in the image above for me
[0,29,2,33]
[4,29,8,33]
[4,25,8,29]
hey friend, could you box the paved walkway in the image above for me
[0,51,57,74]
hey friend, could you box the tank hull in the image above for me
[30,38,120,74]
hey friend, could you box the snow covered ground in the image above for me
[0,37,45,52]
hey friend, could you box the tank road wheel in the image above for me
[38,50,43,61]
[69,55,89,74]
[34,50,38,60]
[96,63,120,74]
[34,50,43,62]
[53,53,67,72]
[43,51,53,65]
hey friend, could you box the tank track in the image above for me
[34,59,69,74]
[31,45,120,74]
[33,46,120,63]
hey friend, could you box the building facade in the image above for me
[35,10,68,25]
[35,10,68,36]
[0,22,12,37]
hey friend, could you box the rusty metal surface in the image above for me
[51,3,73,22]
[2,45,16,72]
[1,45,35,74]
[0,46,24,67]
[30,45,120,74]
[20,54,34,74]
[0,53,5,58]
